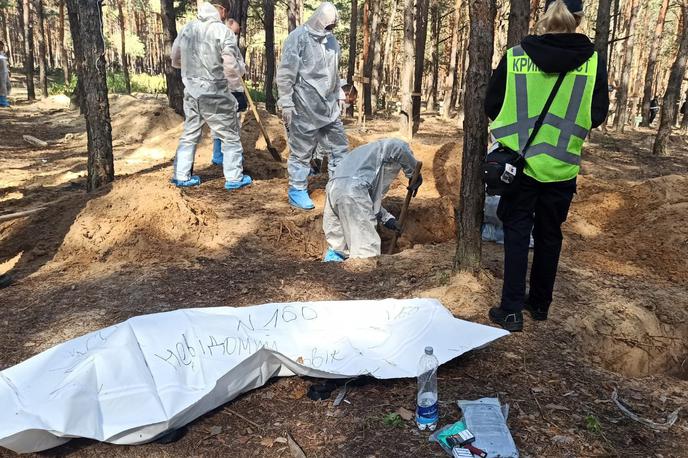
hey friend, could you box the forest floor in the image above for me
[1,80,688,457]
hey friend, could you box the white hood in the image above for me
[198,2,221,21]
[305,2,338,34]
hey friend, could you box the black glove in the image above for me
[383,218,402,234]
[408,173,423,197]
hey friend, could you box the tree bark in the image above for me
[398,0,414,137]
[594,0,611,71]
[117,0,131,94]
[441,0,461,119]
[264,0,276,113]
[22,0,36,100]
[66,0,114,191]
[529,0,539,29]
[35,0,48,97]
[347,0,358,85]
[681,89,688,131]
[653,0,688,156]
[506,0,529,48]
[640,0,670,127]
[378,0,397,107]
[612,0,640,132]
[411,0,428,133]
[160,0,184,115]
[454,0,495,271]
[287,0,302,32]
[361,0,371,117]
[369,0,384,113]
[58,0,69,82]
[364,0,380,116]
[426,0,440,112]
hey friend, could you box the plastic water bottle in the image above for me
[416,346,439,431]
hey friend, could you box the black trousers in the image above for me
[497,174,576,313]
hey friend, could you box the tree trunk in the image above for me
[378,0,397,107]
[361,0,371,117]
[411,0,428,133]
[287,0,302,32]
[653,0,688,156]
[264,0,276,113]
[426,0,440,112]
[347,0,358,85]
[454,0,496,271]
[593,0,611,70]
[36,0,48,98]
[398,0,414,137]
[58,0,69,82]
[612,0,640,131]
[369,0,384,113]
[66,0,114,191]
[640,0,670,127]
[364,0,380,116]
[160,0,184,115]
[441,0,461,119]
[681,89,688,131]
[117,0,131,94]
[22,0,36,100]
[506,0,529,48]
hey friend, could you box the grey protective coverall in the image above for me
[171,3,245,183]
[323,139,418,258]
[276,2,348,190]
[0,52,10,97]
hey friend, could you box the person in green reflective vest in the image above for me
[484,0,609,332]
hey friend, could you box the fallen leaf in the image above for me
[237,435,250,444]
[260,437,274,448]
[545,404,570,411]
[397,407,414,421]
[287,432,307,458]
[209,426,222,436]
[551,435,574,445]
[274,437,288,444]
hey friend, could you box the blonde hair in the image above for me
[536,0,584,35]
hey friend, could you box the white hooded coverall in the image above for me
[171,2,245,183]
[0,52,10,97]
[276,2,349,190]
[323,139,418,258]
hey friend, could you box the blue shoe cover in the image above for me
[211,138,223,165]
[323,248,345,263]
[0,96,9,107]
[225,175,253,190]
[288,188,315,210]
[171,175,201,187]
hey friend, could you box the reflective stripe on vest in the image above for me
[490,46,597,182]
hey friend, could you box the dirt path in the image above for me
[1,95,687,457]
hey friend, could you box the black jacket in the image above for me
[485,33,610,128]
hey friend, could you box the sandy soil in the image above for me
[1,88,688,458]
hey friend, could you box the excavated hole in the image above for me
[581,325,688,379]
[260,195,456,260]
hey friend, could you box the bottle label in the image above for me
[416,402,438,423]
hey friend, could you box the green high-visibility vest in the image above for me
[490,46,598,182]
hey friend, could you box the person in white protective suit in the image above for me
[276,2,349,210]
[322,139,423,262]
[170,1,251,190]
[211,18,248,166]
[0,41,11,108]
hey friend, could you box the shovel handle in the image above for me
[387,161,423,255]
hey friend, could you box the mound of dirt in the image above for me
[570,174,688,281]
[110,95,182,145]
[55,172,221,265]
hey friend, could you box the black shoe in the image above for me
[489,307,523,332]
[524,302,548,321]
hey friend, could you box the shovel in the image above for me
[387,161,423,255]
[241,80,282,162]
